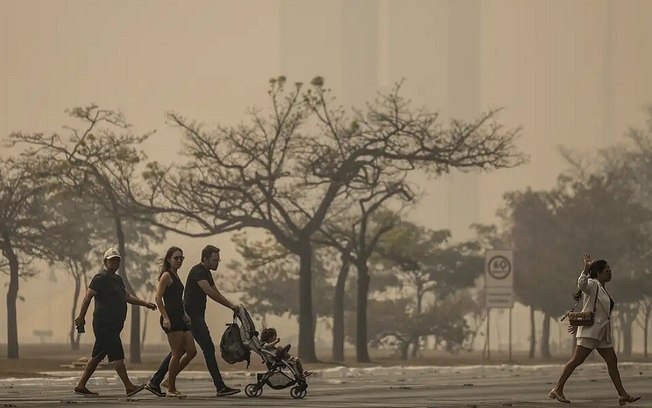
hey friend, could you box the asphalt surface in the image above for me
[1,363,651,407]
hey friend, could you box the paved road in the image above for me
[1,363,651,407]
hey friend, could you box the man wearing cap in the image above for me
[73,247,157,397]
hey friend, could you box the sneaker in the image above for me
[216,386,241,397]
[74,386,99,397]
[145,382,166,397]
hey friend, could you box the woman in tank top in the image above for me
[154,246,197,398]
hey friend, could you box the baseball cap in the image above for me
[103,247,121,260]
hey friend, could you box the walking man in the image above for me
[73,248,156,397]
[146,245,241,397]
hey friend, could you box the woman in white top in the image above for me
[549,254,640,406]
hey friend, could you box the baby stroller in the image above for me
[232,307,309,399]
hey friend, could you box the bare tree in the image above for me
[42,191,109,351]
[0,157,57,358]
[10,106,157,363]
[315,180,411,362]
[132,78,524,361]
[636,296,652,358]
[378,221,484,357]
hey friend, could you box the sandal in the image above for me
[166,390,187,399]
[619,395,641,406]
[145,381,166,397]
[74,386,99,397]
[548,389,570,404]
[126,383,146,397]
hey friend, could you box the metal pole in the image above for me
[487,308,491,361]
[509,307,513,362]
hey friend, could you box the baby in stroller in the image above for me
[260,328,312,378]
[231,307,310,399]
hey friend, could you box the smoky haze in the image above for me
[1,0,652,354]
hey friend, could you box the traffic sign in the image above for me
[485,250,513,288]
[485,291,513,308]
[485,250,514,308]
[484,250,515,362]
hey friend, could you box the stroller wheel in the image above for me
[245,383,263,397]
[290,385,307,399]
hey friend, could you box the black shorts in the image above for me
[91,321,124,362]
[160,315,191,334]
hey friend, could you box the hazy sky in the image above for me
[2,0,652,349]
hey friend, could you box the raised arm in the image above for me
[577,253,595,293]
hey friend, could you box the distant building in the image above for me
[279,0,483,240]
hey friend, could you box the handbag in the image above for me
[562,284,599,327]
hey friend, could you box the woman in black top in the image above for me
[155,246,197,398]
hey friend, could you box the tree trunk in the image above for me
[297,242,317,362]
[411,337,420,358]
[70,276,82,351]
[615,315,623,353]
[141,307,149,352]
[2,238,20,359]
[644,306,650,359]
[399,339,409,360]
[356,262,371,363]
[529,306,536,359]
[75,272,87,349]
[620,307,637,358]
[416,285,423,315]
[411,286,423,359]
[541,313,551,358]
[622,321,633,357]
[332,256,350,362]
[113,215,141,364]
[129,304,141,362]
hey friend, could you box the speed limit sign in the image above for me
[485,250,513,286]
[485,250,514,308]
[487,255,511,280]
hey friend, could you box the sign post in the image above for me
[485,250,514,361]
[509,308,513,361]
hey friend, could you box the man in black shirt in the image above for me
[73,248,156,397]
[146,245,241,397]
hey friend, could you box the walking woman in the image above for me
[549,253,640,405]
[152,247,196,398]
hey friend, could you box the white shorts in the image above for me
[576,337,613,349]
